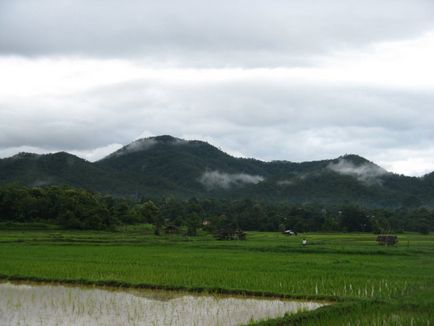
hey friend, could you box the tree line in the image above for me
[0,184,432,234]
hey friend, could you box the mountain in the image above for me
[0,152,133,194]
[1,135,433,206]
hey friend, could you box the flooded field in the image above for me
[0,282,325,326]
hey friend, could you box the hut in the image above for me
[164,224,179,234]
[214,228,246,240]
[376,235,398,246]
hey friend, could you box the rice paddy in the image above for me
[0,282,325,326]
[0,229,433,325]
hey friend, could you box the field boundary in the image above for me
[0,274,347,303]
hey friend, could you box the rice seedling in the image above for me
[0,230,433,324]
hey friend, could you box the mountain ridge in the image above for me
[1,135,433,206]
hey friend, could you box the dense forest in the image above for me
[1,184,432,234]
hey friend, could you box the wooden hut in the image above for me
[164,224,179,234]
[376,235,398,246]
[214,228,246,240]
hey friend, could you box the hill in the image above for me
[1,135,433,206]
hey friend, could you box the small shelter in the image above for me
[164,224,179,234]
[376,235,398,246]
[214,228,246,240]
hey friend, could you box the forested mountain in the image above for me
[1,135,433,207]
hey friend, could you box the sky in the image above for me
[1,0,434,176]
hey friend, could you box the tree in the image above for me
[185,212,201,236]
[139,200,159,223]
[138,200,164,235]
[339,205,371,232]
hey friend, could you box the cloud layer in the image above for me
[2,62,434,175]
[1,0,434,67]
[1,1,434,176]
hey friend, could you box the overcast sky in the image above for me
[1,0,434,176]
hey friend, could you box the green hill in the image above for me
[1,135,433,206]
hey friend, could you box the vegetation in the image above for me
[0,231,433,324]
[1,139,434,324]
[1,184,433,234]
[2,135,434,206]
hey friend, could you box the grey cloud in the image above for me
[199,170,265,189]
[327,159,388,185]
[1,0,434,66]
[1,77,434,176]
[1,1,434,177]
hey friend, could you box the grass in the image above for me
[0,228,433,325]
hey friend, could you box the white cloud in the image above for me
[377,147,434,177]
[199,171,265,189]
[108,138,157,157]
[318,31,434,89]
[71,143,123,161]
[328,159,387,185]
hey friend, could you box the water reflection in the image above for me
[0,282,326,326]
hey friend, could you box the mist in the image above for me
[199,170,265,189]
[327,159,387,185]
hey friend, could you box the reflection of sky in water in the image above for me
[0,282,326,326]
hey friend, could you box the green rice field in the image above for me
[0,227,433,325]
